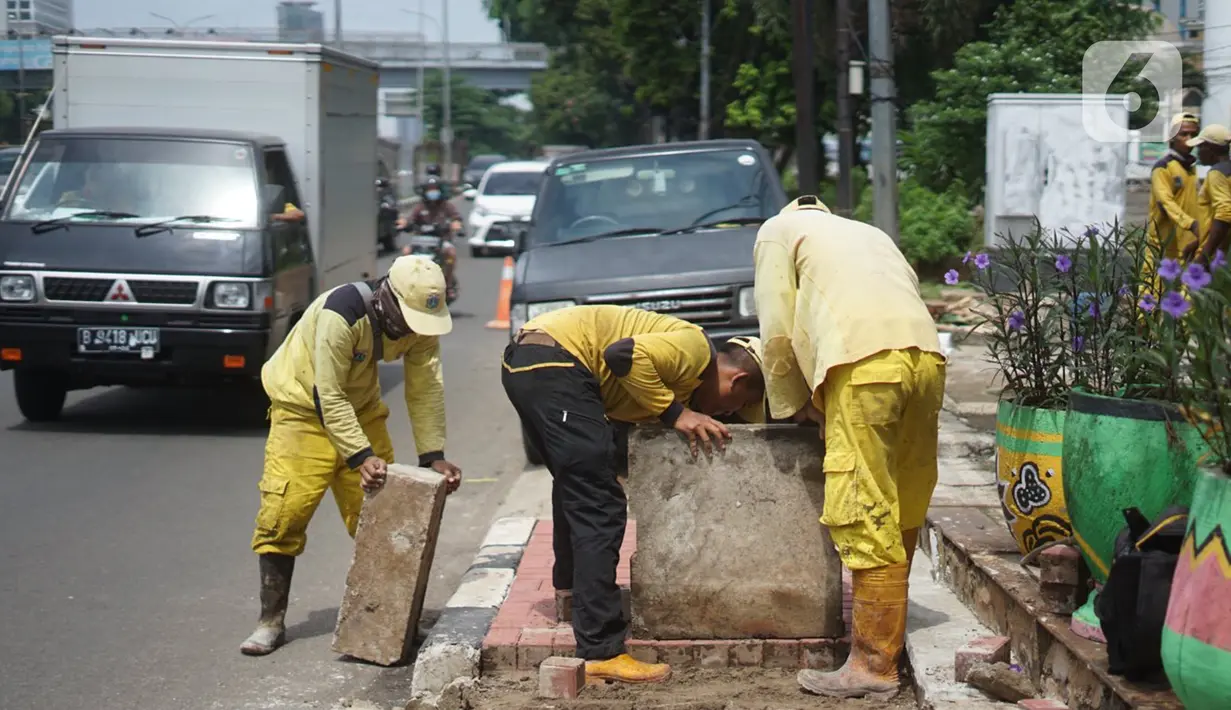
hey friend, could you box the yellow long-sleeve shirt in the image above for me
[261,281,447,469]
[1198,160,1231,244]
[753,197,942,420]
[523,305,714,424]
[1147,151,1200,257]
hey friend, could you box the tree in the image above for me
[420,71,533,157]
[902,0,1158,201]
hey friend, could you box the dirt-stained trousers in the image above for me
[501,339,628,661]
[251,405,395,557]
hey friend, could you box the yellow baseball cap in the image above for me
[726,336,768,424]
[1186,124,1230,148]
[1171,112,1200,130]
[387,256,452,336]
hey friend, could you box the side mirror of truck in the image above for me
[512,224,530,253]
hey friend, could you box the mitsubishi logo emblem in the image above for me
[106,279,134,302]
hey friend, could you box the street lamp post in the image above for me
[399,6,447,180]
[441,0,452,181]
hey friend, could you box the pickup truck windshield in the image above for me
[530,148,772,247]
[2,136,260,227]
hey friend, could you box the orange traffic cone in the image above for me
[486,257,515,330]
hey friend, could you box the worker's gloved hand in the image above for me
[359,456,388,493]
[429,459,463,495]
[673,408,731,458]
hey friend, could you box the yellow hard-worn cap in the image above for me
[387,255,452,336]
[726,336,768,424]
[1171,112,1200,130]
[781,195,832,214]
[1187,124,1230,148]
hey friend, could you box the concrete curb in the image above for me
[408,516,536,699]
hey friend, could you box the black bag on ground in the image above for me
[1095,505,1188,680]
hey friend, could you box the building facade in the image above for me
[276,1,325,43]
[4,0,73,36]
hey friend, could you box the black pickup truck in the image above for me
[502,139,788,462]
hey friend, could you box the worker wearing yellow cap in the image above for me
[1146,113,1201,280]
[501,305,764,684]
[1187,124,1231,264]
[240,256,464,656]
[754,196,945,699]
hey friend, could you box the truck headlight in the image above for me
[737,287,756,318]
[510,299,575,336]
[210,282,251,309]
[0,274,34,302]
[510,303,528,335]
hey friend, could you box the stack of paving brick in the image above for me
[479,520,851,673]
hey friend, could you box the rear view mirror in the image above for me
[463,188,478,201]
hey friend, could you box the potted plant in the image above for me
[1053,224,1206,640]
[948,224,1080,557]
[1161,250,1231,709]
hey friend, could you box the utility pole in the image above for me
[834,0,853,215]
[16,28,25,139]
[790,0,817,197]
[333,0,342,45]
[416,0,425,168]
[441,0,452,181]
[868,0,898,241]
[699,0,711,140]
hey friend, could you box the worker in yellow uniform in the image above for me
[501,305,766,684]
[1146,113,1201,280]
[754,196,945,700]
[1187,124,1231,264]
[240,256,463,656]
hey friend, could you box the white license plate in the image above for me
[77,327,160,356]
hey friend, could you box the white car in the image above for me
[465,160,548,257]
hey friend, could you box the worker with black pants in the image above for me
[501,305,766,684]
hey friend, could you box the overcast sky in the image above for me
[75,0,502,43]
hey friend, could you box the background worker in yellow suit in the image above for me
[501,305,765,684]
[1146,113,1201,277]
[1187,124,1231,264]
[753,196,945,700]
[240,256,463,656]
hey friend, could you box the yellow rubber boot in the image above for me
[797,563,908,699]
[902,527,921,572]
[585,653,672,684]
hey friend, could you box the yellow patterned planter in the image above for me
[996,400,1073,555]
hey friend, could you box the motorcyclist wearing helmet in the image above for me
[399,176,463,301]
[423,164,451,199]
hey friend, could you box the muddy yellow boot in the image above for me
[585,653,672,684]
[797,562,908,699]
[902,527,921,572]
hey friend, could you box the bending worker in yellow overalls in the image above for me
[241,256,464,656]
[753,196,946,699]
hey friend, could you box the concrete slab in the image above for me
[332,465,448,666]
[906,551,1019,710]
[625,424,843,640]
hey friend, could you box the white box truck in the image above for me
[0,36,381,421]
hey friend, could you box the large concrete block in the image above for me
[626,424,843,639]
[332,464,448,665]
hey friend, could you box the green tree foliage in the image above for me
[854,176,976,269]
[419,71,533,157]
[902,0,1158,201]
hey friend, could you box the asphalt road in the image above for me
[0,221,530,709]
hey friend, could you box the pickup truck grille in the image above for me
[128,280,199,305]
[42,277,198,304]
[43,277,112,302]
[584,286,735,326]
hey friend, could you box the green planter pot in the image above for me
[1062,390,1205,637]
[996,401,1073,555]
[1162,467,1231,709]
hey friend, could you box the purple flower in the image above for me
[1055,254,1073,273]
[1073,335,1085,352]
[1084,226,1100,239]
[1007,310,1025,331]
[1118,285,1131,297]
[1088,301,1101,319]
[944,269,960,285]
[962,251,973,265]
[1158,258,1182,282]
[1212,250,1227,271]
[974,252,991,270]
[1161,291,1190,318]
[1182,262,1212,291]
[1139,293,1157,312]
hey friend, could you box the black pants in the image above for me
[501,340,628,661]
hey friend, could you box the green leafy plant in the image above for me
[855,177,974,270]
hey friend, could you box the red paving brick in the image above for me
[481,519,846,672]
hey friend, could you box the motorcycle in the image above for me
[406,221,459,305]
